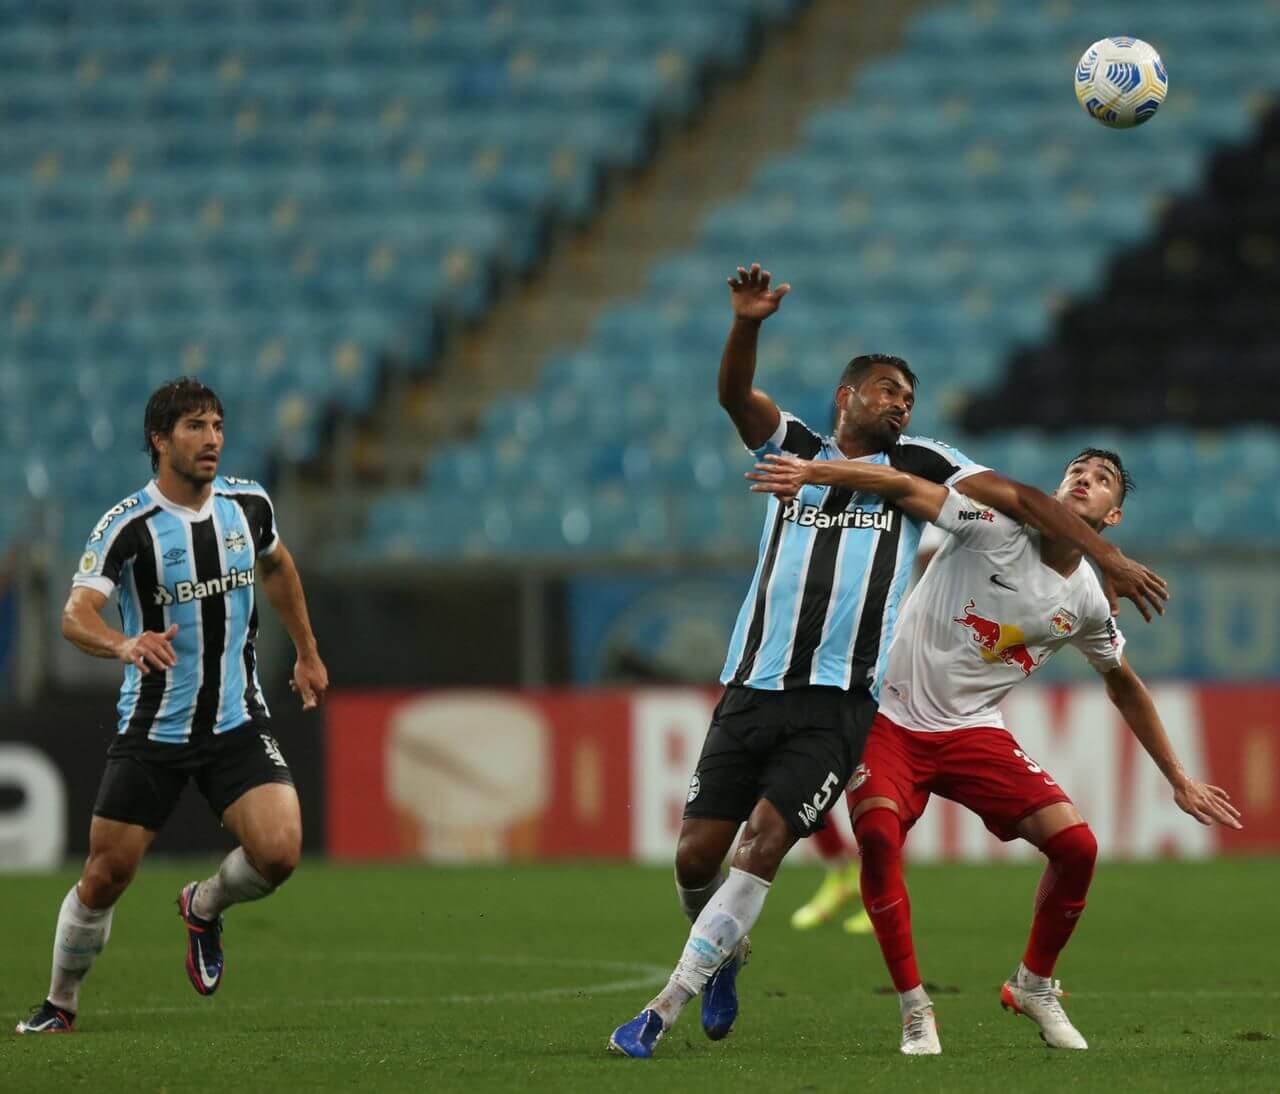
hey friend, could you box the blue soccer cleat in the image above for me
[702,936,751,1041]
[607,1009,667,1058]
[15,1000,75,1034]
[177,882,224,996]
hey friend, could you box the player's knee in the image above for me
[852,807,902,860]
[81,852,138,906]
[734,815,792,878]
[1050,823,1098,870]
[252,831,301,888]
[674,833,722,889]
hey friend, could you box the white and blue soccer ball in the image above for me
[1074,37,1168,129]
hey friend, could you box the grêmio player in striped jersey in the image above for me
[608,263,1169,1058]
[16,378,328,1035]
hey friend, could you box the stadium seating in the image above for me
[0,0,803,553]
[359,0,1280,559]
[967,103,1280,433]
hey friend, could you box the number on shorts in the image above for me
[1013,748,1043,774]
[797,771,841,830]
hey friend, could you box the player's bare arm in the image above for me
[955,470,1169,622]
[61,585,178,674]
[1102,657,1242,829]
[257,539,328,709]
[719,263,790,449]
[746,452,947,523]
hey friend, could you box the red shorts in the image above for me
[846,711,1073,841]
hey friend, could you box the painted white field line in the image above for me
[93,954,667,1017]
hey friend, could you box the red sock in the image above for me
[813,820,849,862]
[1023,823,1098,978]
[854,808,919,992]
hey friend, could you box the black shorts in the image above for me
[93,720,295,832]
[683,685,877,840]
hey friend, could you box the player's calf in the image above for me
[1022,823,1097,980]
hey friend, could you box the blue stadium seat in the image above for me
[0,1,782,554]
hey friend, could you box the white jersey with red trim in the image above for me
[877,488,1125,732]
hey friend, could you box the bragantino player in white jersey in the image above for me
[15,378,329,1035]
[749,447,1242,1055]
[607,264,1170,1059]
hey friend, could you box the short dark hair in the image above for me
[143,377,224,471]
[839,353,919,392]
[1067,447,1134,504]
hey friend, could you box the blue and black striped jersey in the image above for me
[721,413,987,698]
[73,476,279,743]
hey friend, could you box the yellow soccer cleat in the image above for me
[843,905,874,934]
[790,865,858,930]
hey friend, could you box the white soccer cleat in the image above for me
[900,1003,941,1055]
[1000,975,1087,1049]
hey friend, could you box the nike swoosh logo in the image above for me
[990,574,1017,591]
[197,946,220,990]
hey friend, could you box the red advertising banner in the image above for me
[326,684,1280,862]
[327,690,635,861]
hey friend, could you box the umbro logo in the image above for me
[164,548,187,566]
[990,573,1017,592]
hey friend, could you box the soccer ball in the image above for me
[1074,37,1168,128]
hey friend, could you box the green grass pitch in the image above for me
[1,859,1276,1092]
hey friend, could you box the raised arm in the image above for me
[1102,657,1241,829]
[256,539,328,710]
[747,452,947,523]
[62,585,178,674]
[719,263,789,450]
[955,470,1168,622]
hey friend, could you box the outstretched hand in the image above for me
[1100,553,1169,622]
[1173,777,1243,830]
[746,452,810,501]
[728,263,790,322]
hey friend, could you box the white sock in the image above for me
[646,868,771,1026]
[899,983,930,1016]
[1017,962,1051,990]
[676,871,724,923]
[192,847,274,920]
[48,885,114,1013]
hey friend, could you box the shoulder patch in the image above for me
[79,550,97,574]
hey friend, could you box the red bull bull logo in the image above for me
[953,599,1047,677]
[1049,606,1078,639]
